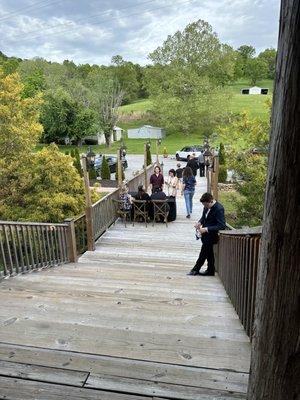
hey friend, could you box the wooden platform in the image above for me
[0,177,250,399]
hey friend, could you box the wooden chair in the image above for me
[132,200,149,227]
[152,200,170,227]
[112,199,131,227]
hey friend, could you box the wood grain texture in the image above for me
[0,177,250,399]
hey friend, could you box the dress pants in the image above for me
[194,242,215,273]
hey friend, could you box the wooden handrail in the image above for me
[216,226,262,339]
[0,221,70,279]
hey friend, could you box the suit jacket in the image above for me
[199,201,226,245]
[187,159,199,176]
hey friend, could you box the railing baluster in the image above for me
[0,225,8,277]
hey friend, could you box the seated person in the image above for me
[119,185,132,211]
[134,185,151,201]
[150,186,167,200]
[150,187,169,221]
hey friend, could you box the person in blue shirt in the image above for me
[182,166,196,218]
[188,192,226,276]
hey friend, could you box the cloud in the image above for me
[0,0,280,65]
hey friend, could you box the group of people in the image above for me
[118,157,226,277]
[149,156,203,219]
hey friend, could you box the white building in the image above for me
[127,125,165,139]
[83,126,123,145]
[241,86,269,95]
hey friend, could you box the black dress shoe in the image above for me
[187,269,200,276]
[199,271,215,276]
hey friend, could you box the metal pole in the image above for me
[81,155,95,251]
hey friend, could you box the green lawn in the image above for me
[119,99,152,113]
[228,79,273,119]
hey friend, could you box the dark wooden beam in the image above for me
[248,0,300,398]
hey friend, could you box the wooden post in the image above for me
[248,1,300,398]
[156,140,161,166]
[144,143,147,191]
[81,156,95,251]
[206,167,211,193]
[117,148,123,187]
[212,155,219,200]
[64,218,78,263]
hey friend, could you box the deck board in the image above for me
[0,175,250,399]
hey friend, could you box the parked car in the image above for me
[175,146,204,161]
[94,155,128,174]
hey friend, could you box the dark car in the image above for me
[175,145,204,161]
[94,155,128,175]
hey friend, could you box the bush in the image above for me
[163,146,168,157]
[89,166,97,181]
[219,142,226,165]
[146,145,152,166]
[101,156,111,179]
[218,165,227,183]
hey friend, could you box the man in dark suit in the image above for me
[188,192,226,276]
[186,154,199,176]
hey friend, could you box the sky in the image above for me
[0,0,281,65]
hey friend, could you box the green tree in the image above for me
[87,71,124,147]
[41,88,95,144]
[0,70,43,164]
[146,19,231,135]
[217,112,270,227]
[245,58,268,85]
[149,19,222,74]
[234,44,256,78]
[7,144,86,222]
[258,48,277,79]
[0,71,90,223]
[111,56,141,104]
[100,155,111,179]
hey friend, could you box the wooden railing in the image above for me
[92,165,154,241]
[216,227,262,339]
[0,221,72,278]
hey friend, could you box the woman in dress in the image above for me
[182,166,196,218]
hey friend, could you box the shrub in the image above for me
[219,143,226,165]
[88,166,97,181]
[163,146,168,157]
[146,145,152,166]
[101,156,111,180]
[218,165,227,183]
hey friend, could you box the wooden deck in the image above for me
[0,177,250,399]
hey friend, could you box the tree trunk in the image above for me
[104,130,112,147]
[248,1,300,399]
